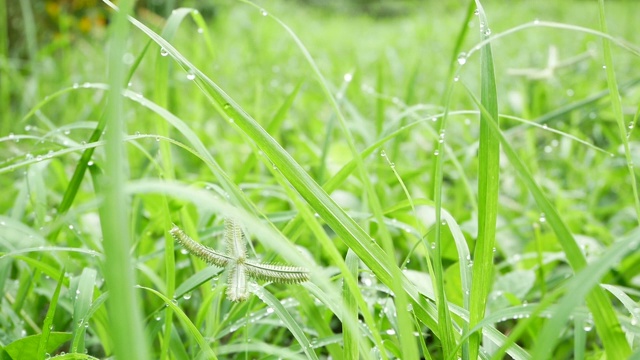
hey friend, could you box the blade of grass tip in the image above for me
[468,2,500,359]
[343,250,359,360]
[461,83,632,359]
[70,268,97,354]
[189,10,216,59]
[598,0,640,225]
[101,0,149,358]
[37,269,65,359]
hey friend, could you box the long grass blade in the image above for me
[468,2,500,358]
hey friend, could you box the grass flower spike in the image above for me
[170,218,309,302]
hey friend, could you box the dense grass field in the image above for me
[1,0,640,359]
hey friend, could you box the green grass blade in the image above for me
[70,268,97,353]
[597,0,640,224]
[468,2,500,359]
[343,250,359,360]
[37,269,65,359]
[100,0,150,358]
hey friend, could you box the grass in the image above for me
[1,0,640,359]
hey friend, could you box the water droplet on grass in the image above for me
[457,53,467,65]
[160,48,169,57]
[260,9,268,16]
[539,213,546,223]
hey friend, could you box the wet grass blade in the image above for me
[468,2,500,359]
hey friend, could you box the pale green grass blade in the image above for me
[100,0,149,358]
[469,2,500,358]
[462,84,632,359]
[37,269,65,359]
[70,268,97,353]
[343,250,359,360]
[137,286,217,359]
[597,0,640,224]
[189,10,215,59]
[251,285,319,360]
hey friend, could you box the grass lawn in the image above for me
[1,0,640,359]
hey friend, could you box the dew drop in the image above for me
[266,307,275,314]
[197,28,204,34]
[186,72,196,81]
[343,73,353,83]
[474,9,479,16]
[457,52,467,65]
[182,293,192,300]
[539,213,546,223]
[160,48,169,57]
[433,150,439,156]
[260,9,268,16]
